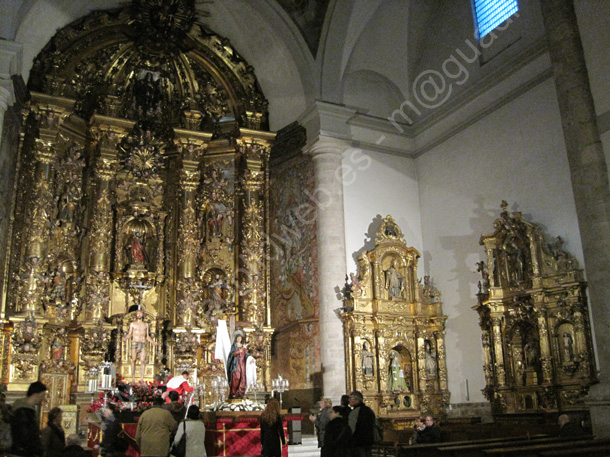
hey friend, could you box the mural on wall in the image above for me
[270,152,320,389]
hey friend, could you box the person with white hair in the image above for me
[558,414,585,438]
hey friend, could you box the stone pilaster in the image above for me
[0,40,21,145]
[0,41,23,320]
[307,137,348,400]
[540,0,610,437]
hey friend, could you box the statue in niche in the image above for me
[388,350,407,391]
[425,340,437,378]
[385,259,404,298]
[126,231,147,268]
[523,331,539,369]
[385,223,398,237]
[57,186,78,225]
[206,274,229,317]
[123,309,156,382]
[505,238,526,284]
[51,328,67,361]
[362,341,374,376]
[48,269,67,304]
[206,199,226,239]
[562,332,574,363]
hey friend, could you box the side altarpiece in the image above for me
[341,216,449,418]
[473,202,597,413]
[0,0,275,415]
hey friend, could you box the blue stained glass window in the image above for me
[473,0,519,39]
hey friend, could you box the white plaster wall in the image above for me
[342,148,423,274]
[416,78,583,403]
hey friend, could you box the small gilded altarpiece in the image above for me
[341,216,448,418]
[474,202,597,413]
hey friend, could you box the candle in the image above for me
[101,374,112,389]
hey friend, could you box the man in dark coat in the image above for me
[347,390,376,457]
[417,416,441,444]
[322,406,351,457]
[558,414,585,438]
[10,381,47,457]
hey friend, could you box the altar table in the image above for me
[88,412,300,457]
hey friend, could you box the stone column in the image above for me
[308,137,348,400]
[0,40,21,146]
[539,0,610,437]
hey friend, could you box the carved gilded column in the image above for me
[85,156,115,321]
[536,310,553,384]
[344,318,355,391]
[572,301,592,377]
[176,164,200,328]
[307,137,348,399]
[0,322,12,384]
[416,335,427,392]
[239,143,268,328]
[18,108,62,315]
[481,329,494,388]
[373,260,382,298]
[491,317,506,386]
[436,331,448,391]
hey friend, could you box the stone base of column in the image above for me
[586,381,610,438]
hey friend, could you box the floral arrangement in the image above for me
[86,378,165,414]
[86,392,106,413]
[205,399,264,412]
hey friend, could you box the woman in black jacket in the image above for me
[321,407,351,457]
[259,398,285,457]
[41,407,65,457]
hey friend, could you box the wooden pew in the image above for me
[372,441,398,457]
[482,437,610,457]
[396,434,549,457]
[437,436,583,457]
[538,443,610,457]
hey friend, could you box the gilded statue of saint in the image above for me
[126,231,147,267]
[385,259,404,298]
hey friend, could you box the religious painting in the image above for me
[270,153,320,389]
[270,154,318,327]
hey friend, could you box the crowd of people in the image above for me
[304,390,378,457]
[0,381,588,457]
[1,381,97,457]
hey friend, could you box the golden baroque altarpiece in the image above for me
[341,216,449,418]
[0,0,275,408]
[474,202,597,413]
